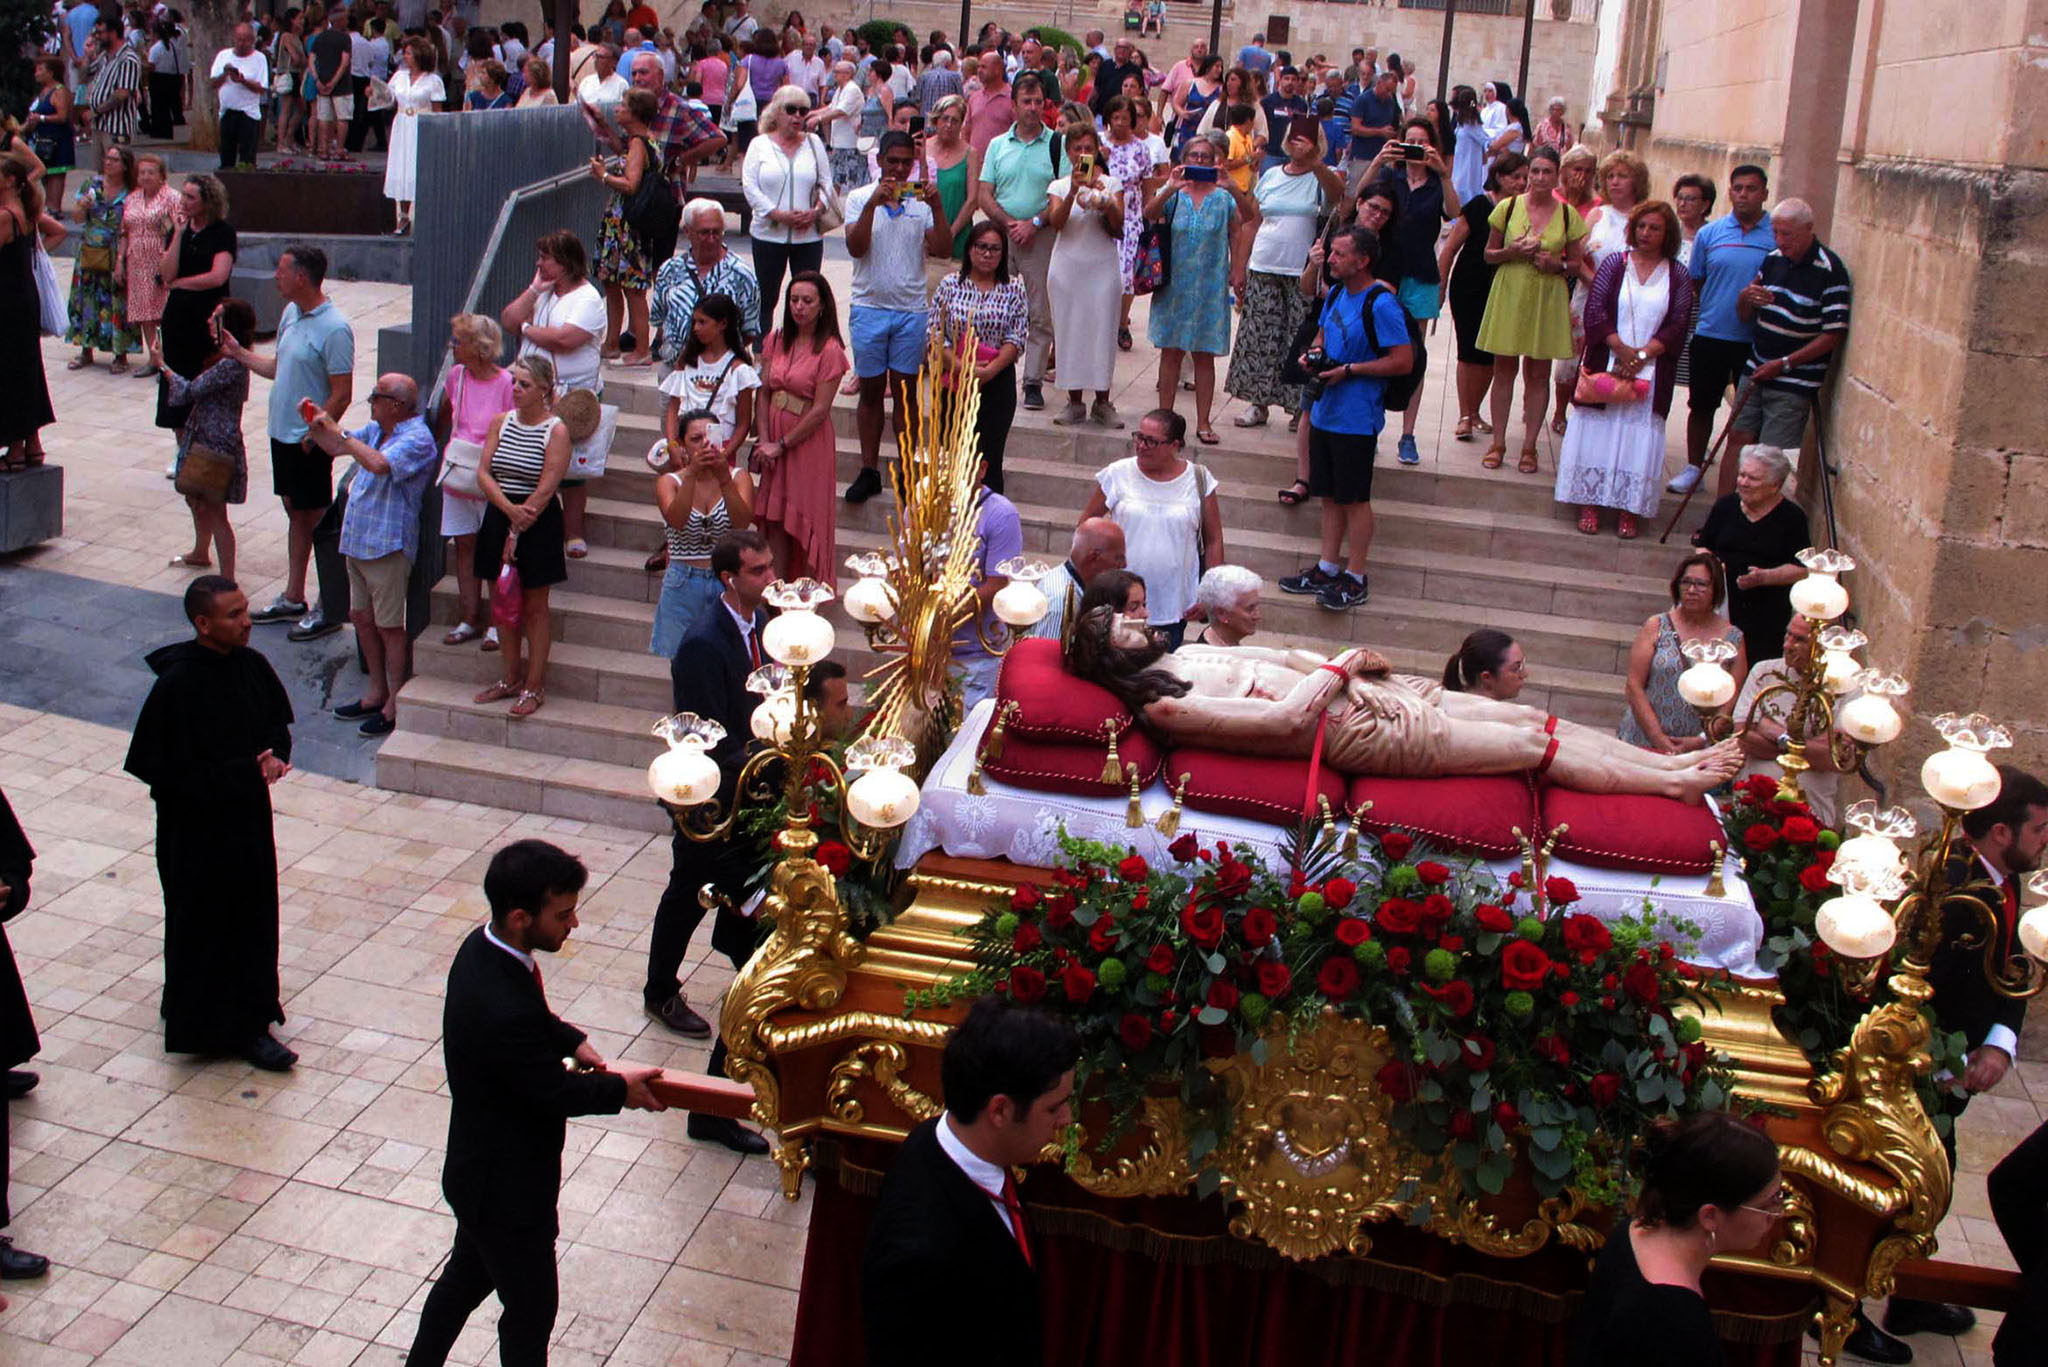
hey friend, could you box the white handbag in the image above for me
[31,238,65,336]
[567,403,620,479]
[440,436,485,498]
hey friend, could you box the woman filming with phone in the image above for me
[165,298,258,578]
[1044,124,1126,428]
[1143,133,1258,445]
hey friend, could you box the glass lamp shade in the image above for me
[1677,661,1736,709]
[762,609,836,666]
[844,577,896,624]
[846,767,921,828]
[750,691,798,744]
[1922,746,2003,811]
[648,745,722,806]
[992,580,1050,628]
[1815,892,1898,959]
[1789,573,1850,622]
[2020,904,2048,963]
[1832,832,1906,882]
[1820,649,1862,694]
[1837,693,1903,745]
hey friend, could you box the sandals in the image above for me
[167,553,211,568]
[1196,429,1220,446]
[1473,416,1494,435]
[1481,443,1506,470]
[1454,415,1476,441]
[1117,326,1133,352]
[66,355,92,371]
[109,358,131,376]
[474,679,520,704]
[617,354,655,369]
[564,538,589,559]
[1518,446,1540,475]
[510,689,546,718]
[1233,406,1268,428]
[134,362,160,378]
[1577,506,1600,535]
[1277,479,1310,506]
[1550,414,1569,437]
[1617,513,1641,540]
[443,622,482,645]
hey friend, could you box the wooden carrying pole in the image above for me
[1434,0,1458,103]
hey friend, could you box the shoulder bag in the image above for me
[438,369,488,499]
[1131,189,1174,296]
[174,445,238,503]
[808,134,843,232]
[623,135,681,258]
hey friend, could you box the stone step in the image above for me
[375,728,669,834]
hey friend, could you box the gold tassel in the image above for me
[1317,793,1338,850]
[1156,773,1192,838]
[1126,765,1144,827]
[966,762,986,796]
[1705,840,1727,898]
[984,700,1018,762]
[1100,718,1124,787]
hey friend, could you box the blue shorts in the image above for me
[850,306,927,378]
[1397,277,1442,321]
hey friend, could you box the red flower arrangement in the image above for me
[917,827,1727,1208]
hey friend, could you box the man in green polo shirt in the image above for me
[974,71,1064,410]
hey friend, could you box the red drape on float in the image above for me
[793,1138,1812,1367]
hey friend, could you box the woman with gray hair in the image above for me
[743,85,829,319]
[1691,443,1810,653]
[436,312,515,647]
[1186,564,1262,647]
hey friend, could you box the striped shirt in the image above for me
[927,274,1030,357]
[1745,240,1852,393]
[489,413,560,497]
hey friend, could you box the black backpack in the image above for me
[622,135,680,263]
[1360,282,1426,413]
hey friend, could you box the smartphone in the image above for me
[897,182,920,202]
[297,397,321,425]
[1397,141,1425,161]
[907,114,925,136]
[1075,152,1095,178]
[1183,164,1218,183]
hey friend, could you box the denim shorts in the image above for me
[850,306,927,378]
[649,561,721,659]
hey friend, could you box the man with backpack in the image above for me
[1277,225,1413,612]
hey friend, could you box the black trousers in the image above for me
[146,71,184,138]
[1990,1118,2048,1365]
[646,830,763,1080]
[310,486,351,626]
[747,238,823,333]
[218,109,261,169]
[407,1220,557,1367]
[345,75,390,151]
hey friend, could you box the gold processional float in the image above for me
[642,334,2048,1364]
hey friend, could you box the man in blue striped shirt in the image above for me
[1725,197,1851,490]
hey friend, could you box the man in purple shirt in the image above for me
[951,463,1024,713]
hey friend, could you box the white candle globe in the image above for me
[750,692,797,744]
[992,580,1050,628]
[1789,573,1850,622]
[844,577,896,624]
[1832,832,1906,882]
[2020,904,2048,963]
[1677,661,1736,709]
[648,745,721,806]
[1837,694,1903,745]
[763,610,836,666]
[847,767,921,829]
[1815,892,1897,959]
[1922,746,2003,811]
[1821,649,1861,694]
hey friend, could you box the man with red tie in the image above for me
[861,996,1079,1367]
[407,840,668,1367]
[647,529,779,1153]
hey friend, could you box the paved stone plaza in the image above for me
[0,275,2034,1366]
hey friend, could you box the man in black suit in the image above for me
[862,996,1079,1367]
[1989,1116,2048,1366]
[406,839,668,1367]
[0,788,51,1293]
[645,529,779,1155]
[1871,764,2048,1358]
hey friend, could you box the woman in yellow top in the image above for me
[1475,144,1586,474]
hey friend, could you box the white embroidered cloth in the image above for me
[899,702,1768,977]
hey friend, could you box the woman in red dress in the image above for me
[753,269,848,582]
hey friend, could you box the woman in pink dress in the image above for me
[121,153,183,378]
[753,270,848,582]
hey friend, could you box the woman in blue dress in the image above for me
[1141,133,1258,446]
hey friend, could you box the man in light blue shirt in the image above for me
[976,72,1064,411]
[1237,34,1273,75]
[220,244,356,627]
[308,375,438,735]
[64,0,99,93]
[1672,163,1775,493]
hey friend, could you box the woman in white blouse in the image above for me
[383,38,445,235]
[1078,407,1225,650]
[742,86,828,324]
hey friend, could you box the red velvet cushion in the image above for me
[1346,775,1536,857]
[983,728,1164,797]
[1540,788,1726,873]
[1170,749,1351,826]
[995,637,1136,742]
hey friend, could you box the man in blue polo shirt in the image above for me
[1237,33,1273,76]
[975,72,1064,413]
[1277,226,1412,613]
[1346,69,1401,192]
[1726,197,1851,487]
[1671,162,1774,494]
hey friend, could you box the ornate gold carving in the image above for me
[826,1041,942,1128]
[1768,1182,1817,1267]
[1206,1012,1409,1260]
[1068,1096,1194,1198]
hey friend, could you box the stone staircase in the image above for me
[377,365,1702,833]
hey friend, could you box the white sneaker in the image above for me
[1666,464,1703,494]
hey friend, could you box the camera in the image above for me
[1297,348,1334,401]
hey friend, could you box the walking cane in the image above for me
[1659,376,1754,544]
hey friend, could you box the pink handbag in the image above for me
[492,563,524,630]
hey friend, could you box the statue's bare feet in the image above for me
[1670,746,1743,804]
[1700,737,1743,772]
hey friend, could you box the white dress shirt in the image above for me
[934,1111,1015,1236]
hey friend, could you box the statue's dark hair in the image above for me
[1065,606,1191,714]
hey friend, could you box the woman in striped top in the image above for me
[927,221,1029,493]
[473,355,573,717]
[649,409,753,658]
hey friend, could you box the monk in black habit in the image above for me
[124,576,300,1072]
[0,786,52,1284]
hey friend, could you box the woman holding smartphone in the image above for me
[1044,123,1126,428]
[1143,134,1258,445]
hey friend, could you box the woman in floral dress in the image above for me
[121,153,182,378]
[166,298,257,579]
[592,88,660,367]
[65,145,136,372]
[1102,83,1156,352]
